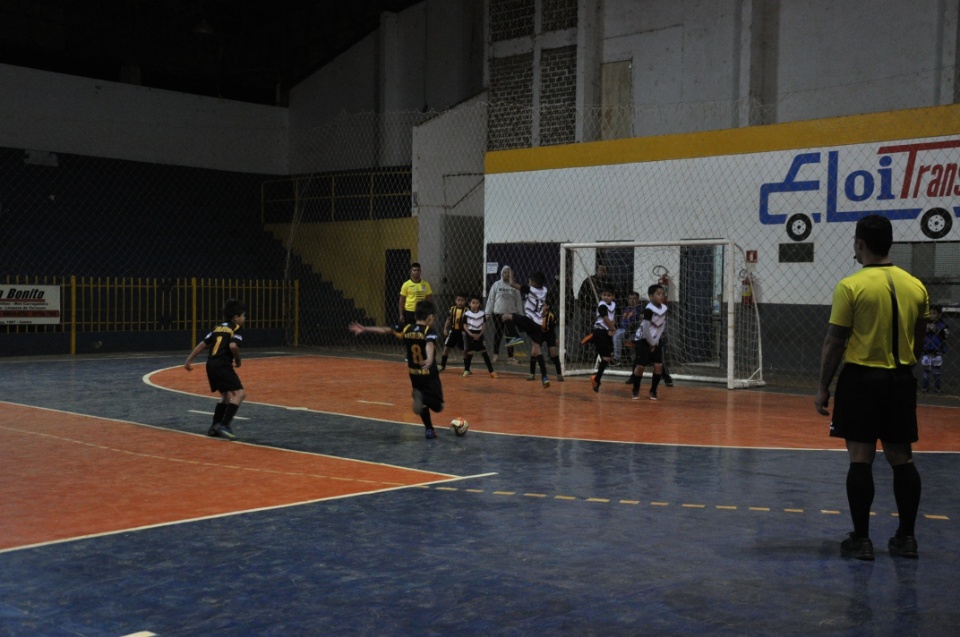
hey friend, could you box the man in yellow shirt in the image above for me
[399,262,433,325]
[816,215,928,561]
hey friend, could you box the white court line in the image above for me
[187,409,249,420]
[120,632,157,637]
[358,400,393,406]
[0,471,498,555]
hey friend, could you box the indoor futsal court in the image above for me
[1,350,958,636]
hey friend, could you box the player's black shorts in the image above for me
[591,328,613,357]
[206,359,243,393]
[411,372,444,412]
[511,314,543,344]
[464,330,487,353]
[830,364,918,444]
[444,329,465,350]
[632,340,663,368]
[540,329,558,349]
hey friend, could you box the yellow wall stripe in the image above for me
[485,104,960,174]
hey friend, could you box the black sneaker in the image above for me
[207,423,220,436]
[649,391,658,401]
[425,428,437,440]
[888,535,918,558]
[663,378,674,387]
[591,375,600,393]
[215,424,237,441]
[412,389,424,415]
[841,533,875,561]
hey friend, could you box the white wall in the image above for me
[288,0,484,173]
[412,94,488,281]
[776,0,958,121]
[597,0,959,135]
[0,63,289,174]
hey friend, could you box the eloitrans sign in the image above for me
[0,285,61,325]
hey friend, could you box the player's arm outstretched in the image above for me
[349,322,394,336]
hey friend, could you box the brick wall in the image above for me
[542,0,578,33]
[488,53,534,150]
[539,45,577,146]
[489,0,535,42]
[487,0,579,149]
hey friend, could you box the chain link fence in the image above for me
[1,102,957,396]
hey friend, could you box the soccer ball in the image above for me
[450,417,469,437]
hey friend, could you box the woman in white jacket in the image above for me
[485,265,524,363]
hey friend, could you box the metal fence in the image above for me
[0,276,298,353]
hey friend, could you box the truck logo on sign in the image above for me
[759,139,960,241]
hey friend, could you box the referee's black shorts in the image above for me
[829,363,918,444]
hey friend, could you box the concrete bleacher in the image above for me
[0,146,371,346]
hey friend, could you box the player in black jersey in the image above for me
[350,300,445,439]
[185,299,247,440]
[439,293,468,372]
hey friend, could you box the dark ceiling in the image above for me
[0,0,424,106]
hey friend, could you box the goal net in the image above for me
[560,240,763,389]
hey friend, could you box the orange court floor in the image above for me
[152,354,960,452]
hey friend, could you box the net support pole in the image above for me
[726,241,736,389]
[559,243,567,376]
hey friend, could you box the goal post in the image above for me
[559,239,764,389]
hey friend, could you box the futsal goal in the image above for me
[560,240,764,389]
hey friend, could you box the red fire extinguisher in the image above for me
[653,266,670,298]
[741,270,754,306]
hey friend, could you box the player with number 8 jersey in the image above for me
[349,300,445,439]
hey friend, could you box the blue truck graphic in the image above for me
[759,139,960,241]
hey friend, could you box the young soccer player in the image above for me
[439,293,468,372]
[349,300,445,439]
[462,295,498,378]
[628,283,668,400]
[540,299,564,381]
[184,299,247,440]
[590,288,617,393]
[921,304,949,394]
[503,271,552,387]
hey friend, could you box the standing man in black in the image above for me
[815,215,928,561]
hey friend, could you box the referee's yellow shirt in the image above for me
[829,264,929,368]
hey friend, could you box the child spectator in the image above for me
[613,291,641,365]
[921,304,949,393]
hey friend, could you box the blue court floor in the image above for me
[1,352,958,636]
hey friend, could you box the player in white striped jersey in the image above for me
[462,295,498,378]
[628,283,669,400]
[589,288,616,393]
[502,271,551,387]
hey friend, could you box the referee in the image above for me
[815,215,928,561]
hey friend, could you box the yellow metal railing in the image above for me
[1,275,299,353]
